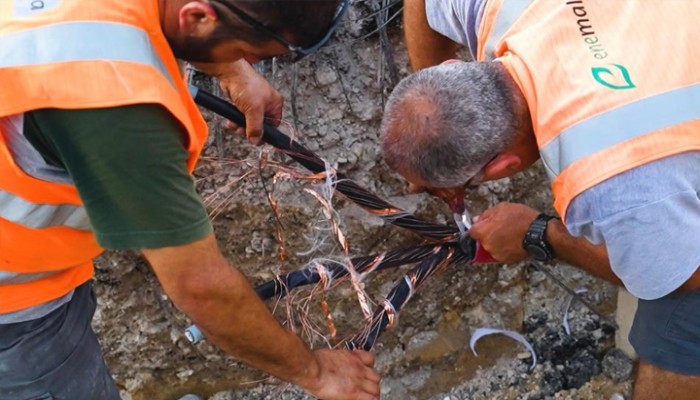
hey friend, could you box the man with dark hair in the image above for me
[206,0,344,51]
[381,1,700,399]
[0,1,381,399]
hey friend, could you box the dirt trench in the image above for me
[92,3,633,399]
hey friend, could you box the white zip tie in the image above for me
[562,288,589,336]
[469,327,537,370]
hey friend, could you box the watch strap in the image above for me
[522,213,558,262]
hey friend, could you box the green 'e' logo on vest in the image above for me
[591,64,635,90]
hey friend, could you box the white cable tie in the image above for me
[403,274,416,302]
[562,288,589,336]
[469,327,537,370]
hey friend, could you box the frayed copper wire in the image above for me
[303,188,349,253]
[320,298,338,345]
[191,88,481,350]
[307,261,338,345]
[314,261,333,291]
[358,253,384,280]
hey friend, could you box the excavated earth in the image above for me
[92,4,634,399]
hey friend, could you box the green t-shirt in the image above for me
[23,104,212,250]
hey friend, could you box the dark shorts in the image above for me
[629,287,700,375]
[0,282,121,400]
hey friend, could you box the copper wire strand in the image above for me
[314,261,333,291]
[382,299,398,331]
[358,252,385,281]
[192,88,480,350]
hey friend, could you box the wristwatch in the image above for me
[522,213,558,262]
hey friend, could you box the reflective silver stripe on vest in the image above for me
[0,114,73,184]
[0,190,91,230]
[0,21,174,85]
[540,83,700,178]
[0,270,60,286]
[0,21,177,233]
[483,0,532,60]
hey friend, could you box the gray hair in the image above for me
[380,62,521,187]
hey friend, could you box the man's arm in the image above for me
[544,216,620,285]
[27,105,380,399]
[143,234,381,400]
[404,0,459,70]
[469,202,620,285]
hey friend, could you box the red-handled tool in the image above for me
[452,208,497,264]
[472,240,497,263]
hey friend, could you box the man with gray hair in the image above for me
[381,1,700,399]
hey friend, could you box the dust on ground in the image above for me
[92,3,634,399]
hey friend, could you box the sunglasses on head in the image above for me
[218,0,350,62]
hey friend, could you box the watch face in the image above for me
[525,244,548,261]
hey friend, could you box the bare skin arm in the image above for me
[469,202,618,284]
[142,234,380,400]
[403,0,459,70]
[545,215,620,285]
[469,202,700,292]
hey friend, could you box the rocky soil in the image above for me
[92,2,635,399]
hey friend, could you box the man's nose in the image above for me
[428,186,466,214]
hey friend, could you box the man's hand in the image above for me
[469,202,539,263]
[301,349,381,400]
[142,235,381,399]
[193,60,283,145]
[469,203,621,287]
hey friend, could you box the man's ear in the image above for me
[482,152,522,181]
[179,1,219,37]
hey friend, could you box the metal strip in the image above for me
[0,21,174,84]
[484,0,532,60]
[0,270,59,285]
[541,83,700,176]
[0,190,91,230]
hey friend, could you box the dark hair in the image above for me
[210,0,343,47]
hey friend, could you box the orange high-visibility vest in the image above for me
[476,0,700,220]
[0,0,209,313]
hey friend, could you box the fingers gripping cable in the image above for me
[185,85,495,349]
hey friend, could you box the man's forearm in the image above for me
[404,0,459,70]
[184,266,318,384]
[547,219,622,286]
[143,235,321,389]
